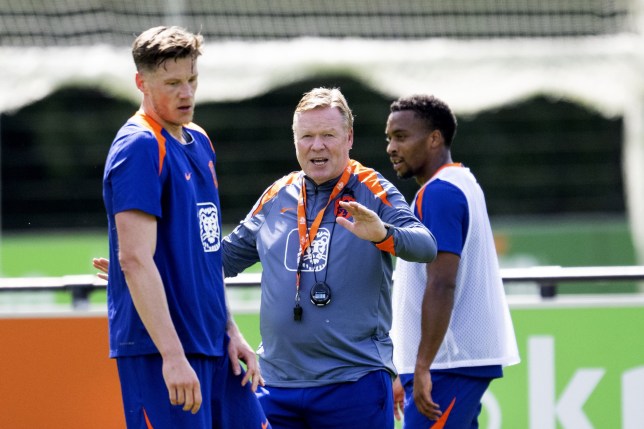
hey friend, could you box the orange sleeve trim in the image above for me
[251,171,300,216]
[131,111,167,176]
[374,235,395,254]
[350,160,392,207]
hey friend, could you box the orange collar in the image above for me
[431,162,463,180]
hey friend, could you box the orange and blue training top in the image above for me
[103,111,227,358]
[222,159,437,388]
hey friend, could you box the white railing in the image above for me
[1,267,644,309]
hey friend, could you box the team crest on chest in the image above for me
[197,202,220,252]
[284,228,330,272]
[334,191,356,219]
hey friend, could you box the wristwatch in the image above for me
[373,224,394,244]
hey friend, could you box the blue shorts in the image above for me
[399,371,493,429]
[257,370,393,429]
[116,352,270,429]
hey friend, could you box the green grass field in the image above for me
[2,216,636,276]
[0,217,638,429]
[0,216,639,308]
[0,230,109,277]
[0,215,637,290]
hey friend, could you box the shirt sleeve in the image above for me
[108,131,163,218]
[222,185,274,277]
[418,179,469,256]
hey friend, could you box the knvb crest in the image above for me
[197,202,220,252]
[285,228,330,272]
[334,191,356,219]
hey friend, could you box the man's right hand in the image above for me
[412,368,442,421]
[162,353,203,414]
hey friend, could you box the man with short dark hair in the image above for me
[387,94,520,428]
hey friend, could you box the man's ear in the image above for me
[429,129,443,148]
[135,72,145,93]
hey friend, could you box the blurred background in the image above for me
[1,0,642,281]
[3,2,644,428]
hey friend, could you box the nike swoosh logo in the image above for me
[280,207,295,213]
[431,397,456,429]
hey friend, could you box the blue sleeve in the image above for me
[419,179,468,256]
[107,130,162,218]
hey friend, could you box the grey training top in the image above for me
[223,160,437,387]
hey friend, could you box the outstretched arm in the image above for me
[335,201,388,242]
[335,200,437,262]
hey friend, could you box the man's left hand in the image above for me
[335,201,388,242]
